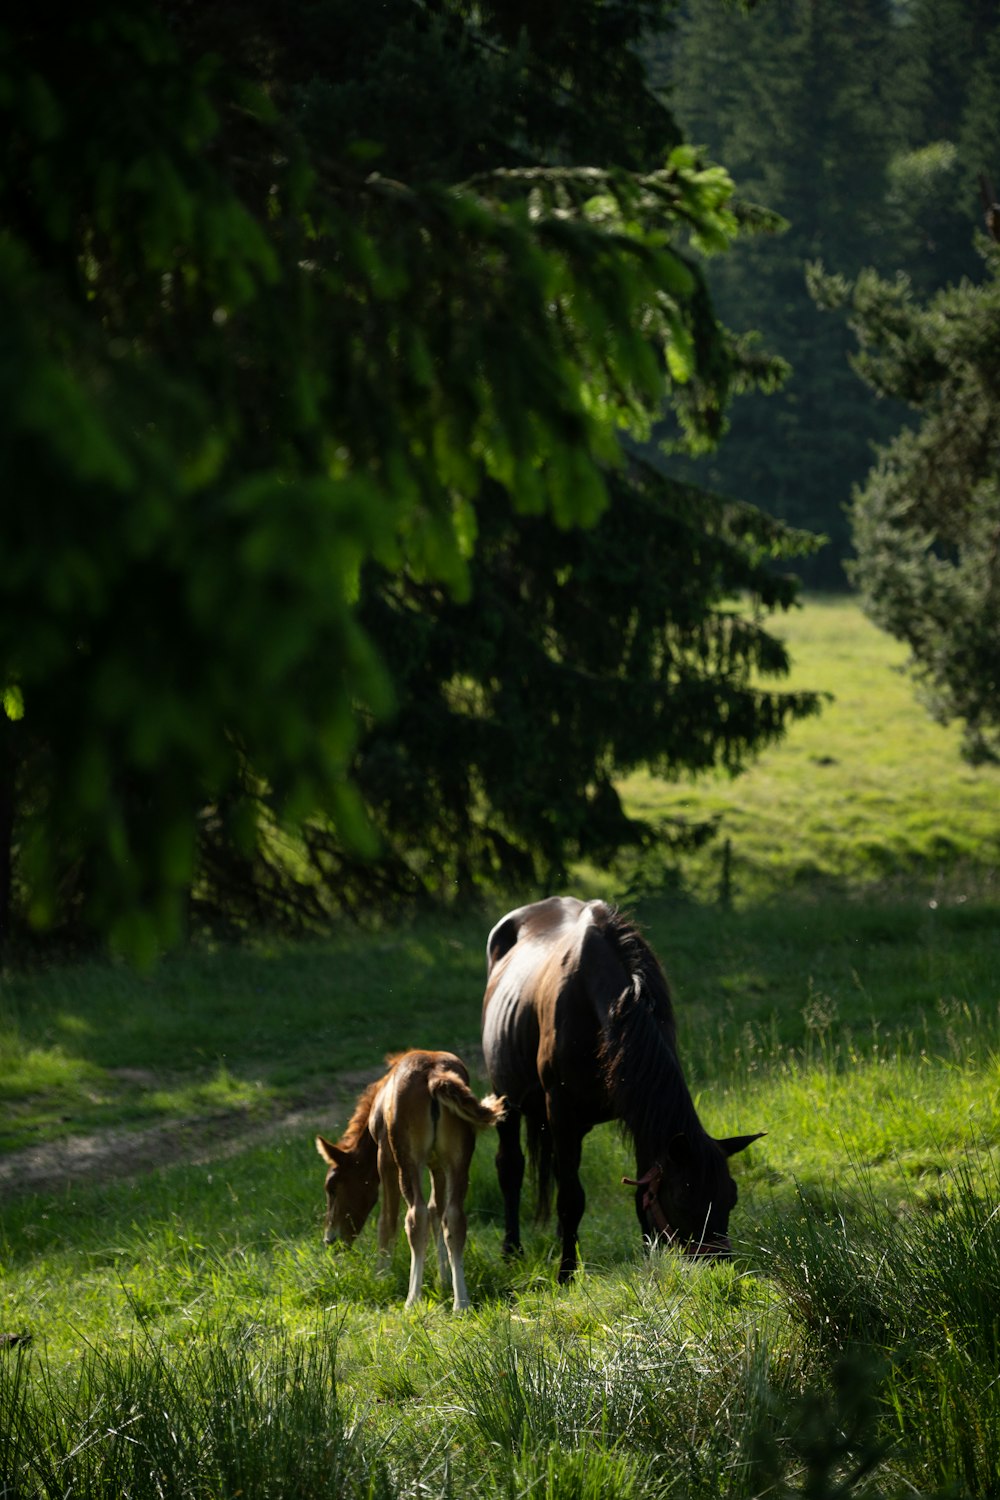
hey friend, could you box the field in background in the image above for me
[2,594,999,1498]
[616,595,1000,905]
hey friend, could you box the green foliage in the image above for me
[652,0,1000,582]
[761,1159,1000,1496]
[0,2,821,952]
[818,245,1000,762]
[333,468,819,910]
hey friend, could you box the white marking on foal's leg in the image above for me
[448,1248,470,1313]
[404,1201,429,1308]
[442,1200,471,1312]
[430,1204,452,1291]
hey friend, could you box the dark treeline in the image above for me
[650,0,1000,583]
[3,2,996,953]
[0,2,825,953]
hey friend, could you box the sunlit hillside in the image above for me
[615,595,1000,905]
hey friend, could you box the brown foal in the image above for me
[315,1049,504,1311]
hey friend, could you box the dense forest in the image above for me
[2,1,997,951]
[651,0,1000,583]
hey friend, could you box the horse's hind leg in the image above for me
[495,1105,525,1258]
[439,1157,472,1312]
[400,1164,430,1308]
[548,1101,585,1283]
[428,1167,451,1293]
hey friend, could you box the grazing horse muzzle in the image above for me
[621,1163,732,1259]
[687,1232,732,1259]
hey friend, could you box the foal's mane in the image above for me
[338,1050,422,1152]
[598,910,707,1163]
[338,1076,383,1152]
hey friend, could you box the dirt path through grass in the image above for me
[0,1048,492,1199]
[0,1070,383,1200]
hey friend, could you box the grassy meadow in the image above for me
[1,595,999,1498]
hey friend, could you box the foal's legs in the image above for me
[495,1105,525,1257]
[437,1158,472,1312]
[397,1158,431,1308]
[427,1165,452,1293]
[376,1140,402,1267]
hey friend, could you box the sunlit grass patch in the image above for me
[614,596,1000,907]
[3,1133,1000,1496]
[1,594,999,1496]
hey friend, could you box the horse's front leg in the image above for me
[547,1100,585,1283]
[495,1104,525,1258]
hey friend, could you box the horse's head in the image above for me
[627,1131,764,1258]
[315,1135,380,1246]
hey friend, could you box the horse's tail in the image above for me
[429,1070,507,1130]
[525,1111,553,1223]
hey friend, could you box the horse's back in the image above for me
[482,897,620,1104]
[485,895,614,974]
[389,1049,469,1089]
[374,1050,464,1137]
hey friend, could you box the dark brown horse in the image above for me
[481,896,763,1281]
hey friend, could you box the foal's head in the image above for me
[315,1134,379,1245]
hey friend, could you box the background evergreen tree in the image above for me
[0,1,821,952]
[818,239,1000,763]
[889,0,1000,290]
[214,466,817,926]
[651,0,1000,583]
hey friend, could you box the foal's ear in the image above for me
[315,1135,347,1167]
[718,1131,766,1158]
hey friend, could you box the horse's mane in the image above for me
[599,911,677,1045]
[598,910,711,1170]
[338,1076,382,1152]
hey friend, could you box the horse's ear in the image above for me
[718,1131,766,1158]
[316,1135,347,1166]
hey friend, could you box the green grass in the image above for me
[0,924,489,1150]
[615,595,1000,904]
[3,1145,1000,1497]
[2,594,1000,1497]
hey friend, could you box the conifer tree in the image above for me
[825,242,1000,762]
[0,1,820,950]
[656,0,901,581]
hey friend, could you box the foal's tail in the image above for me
[430,1070,507,1130]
